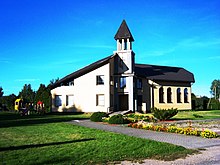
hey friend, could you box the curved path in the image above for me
[69,119,220,164]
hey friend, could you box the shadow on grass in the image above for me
[0,112,89,128]
[0,138,95,152]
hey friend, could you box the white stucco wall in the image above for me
[51,63,110,112]
[51,86,75,112]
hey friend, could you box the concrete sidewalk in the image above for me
[69,119,220,149]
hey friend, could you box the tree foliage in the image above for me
[1,78,56,112]
[210,79,220,99]
[0,94,17,111]
[151,108,178,121]
[191,93,209,110]
[0,86,3,97]
[35,84,51,112]
[49,78,59,87]
[18,84,35,103]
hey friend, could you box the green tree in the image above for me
[35,84,51,113]
[210,79,220,100]
[18,84,35,103]
[0,94,17,110]
[0,86,3,110]
[191,93,209,110]
[0,86,3,97]
[49,77,59,87]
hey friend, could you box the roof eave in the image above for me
[51,55,114,89]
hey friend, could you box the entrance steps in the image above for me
[108,110,132,117]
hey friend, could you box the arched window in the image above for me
[167,87,172,103]
[159,87,164,103]
[184,88,188,103]
[177,88,181,103]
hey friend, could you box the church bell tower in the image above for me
[113,20,136,112]
[114,20,135,74]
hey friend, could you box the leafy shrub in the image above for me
[108,114,129,124]
[151,108,178,121]
[90,112,108,122]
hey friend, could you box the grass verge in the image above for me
[0,112,197,165]
[173,110,220,120]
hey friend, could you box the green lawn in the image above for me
[0,112,197,165]
[173,110,220,120]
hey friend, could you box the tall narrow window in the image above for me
[96,75,104,85]
[167,87,172,103]
[159,87,164,103]
[184,88,188,103]
[66,95,74,106]
[137,78,142,89]
[96,94,105,106]
[55,95,62,107]
[177,88,181,103]
[120,77,126,88]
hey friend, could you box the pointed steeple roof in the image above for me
[114,20,134,41]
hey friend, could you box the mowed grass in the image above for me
[172,110,220,120]
[0,112,197,165]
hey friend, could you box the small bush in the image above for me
[108,114,129,124]
[90,112,108,122]
[151,108,178,121]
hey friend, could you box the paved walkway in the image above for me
[69,119,220,149]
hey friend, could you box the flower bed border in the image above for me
[128,122,219,138]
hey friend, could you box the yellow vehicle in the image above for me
[15,99,23,111]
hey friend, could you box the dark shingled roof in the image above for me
[51,55,113,89]
[51,56,195,89]
[135,64,195,83]
[114,20,134,41]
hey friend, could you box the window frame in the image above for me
[96,94,105,106]
[55,95,62,107]
[159,87,164,103]
[184,88,188,103]
[167,87,172,103]
[120,77,126,89]
[96,75,104,85]
[177,88,181,103]
[66,95,74,106]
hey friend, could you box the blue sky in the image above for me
[0,0,220,97]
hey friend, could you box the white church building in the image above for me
[51,20,195,113]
